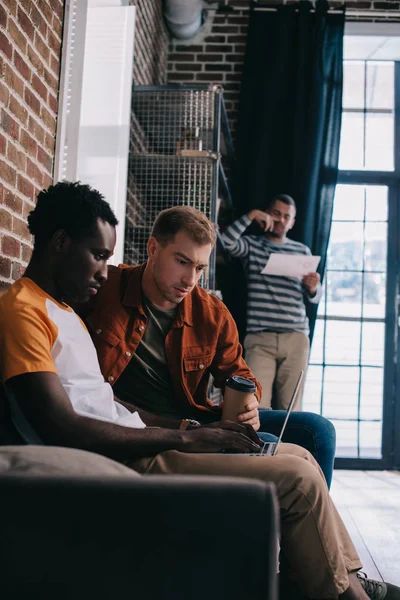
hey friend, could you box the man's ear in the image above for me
[52,230,71,254]
[147,236,159,260]
[289,218,295,231]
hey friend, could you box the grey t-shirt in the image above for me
[113,297,182,417]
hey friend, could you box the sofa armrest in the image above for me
[0,473,278,600]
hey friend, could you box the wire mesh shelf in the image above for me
[125,85,223,289]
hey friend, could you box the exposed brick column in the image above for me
[0,0,65,291]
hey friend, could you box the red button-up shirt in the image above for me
[85,264,261,418]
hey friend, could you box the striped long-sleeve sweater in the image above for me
[220,215,322,335]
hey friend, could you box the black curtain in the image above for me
[228,0,344,340]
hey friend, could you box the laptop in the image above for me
[256,370,304,456]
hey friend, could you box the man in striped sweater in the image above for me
[221,193,321,410]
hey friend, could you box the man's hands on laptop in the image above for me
[180,421,263,454]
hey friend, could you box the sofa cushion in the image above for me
[0,445,141,477]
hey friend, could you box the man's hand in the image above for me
[248,209,274,232]
[236,395,260,431]
[302,272,320,296]
[181,421,263,454]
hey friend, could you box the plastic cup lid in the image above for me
[225,375,257,392]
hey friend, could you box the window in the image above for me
[303,26,400,463]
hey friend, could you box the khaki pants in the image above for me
[244,330,310,410]
[130,443,361,600]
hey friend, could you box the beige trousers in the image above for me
[244,330,310,410]
[130,443,361,600]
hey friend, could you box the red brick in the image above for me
[40,106,56,133]
[52,15,62,39]
[29,4,48,38]
[196,73,224,82]
[0,31,12,60]
[44,132,55,154]
[35,33,50,63]
[37,147,52,172]
[3,189,22,214]
[24,88,41,117]
[42,173,52,189]
[7,141,26,171]
[205,63,231,72]
[2,0,17,17]
[27,44,45,76]
[12,260,25,280]
[23,200,35,219]
[47,29,60,54]
[205,44,233,53]
[50,54,59,75]
[2,234,20,258]
[4,64,24,99]
[27,158,43,186]
[168,73,196,83]
[1,110,19,142]
[21,243,32,263]
[169,53,195,61]
[0,81,9,107]
[9,95,28,125]
[175,45,204,52]
[0,208,12,230]
[204,35,226,43]
[17,6,35,41]
[48,93,57,113]
[13,215,31,240]
[37,0,53,24]
[8,17,28,54]
[0,5,7,28]
[17,175,35,200]
[28,116,45,144]
[43,67,58,93]
[0,257,12,279]
[212,26,240,34]
[197,53,224,62]
[20,130,38,159]
[49,0,64,21]
[175,63,202,72]
[0,134,6,155]
[32,74,47,101]
[14,51,31,81]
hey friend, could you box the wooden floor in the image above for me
[331,470,400,586]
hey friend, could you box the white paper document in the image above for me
[261,253,321,278]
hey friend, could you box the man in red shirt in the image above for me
[84,205,336,487]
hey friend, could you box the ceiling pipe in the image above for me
[163,0,204,40]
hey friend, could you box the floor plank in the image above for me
[332,470,400,587]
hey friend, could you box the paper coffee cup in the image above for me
[222,376,257,421]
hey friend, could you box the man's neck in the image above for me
[24,260,63,303]
[265,233,287,244]
[141,263,172,311]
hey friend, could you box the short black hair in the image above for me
[266,193,296,211]
[28,181,118,252]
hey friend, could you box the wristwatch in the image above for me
[179,418,201,431]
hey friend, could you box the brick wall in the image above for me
[167,0,400,142]
[126,0,169,243]
[0,0,65,292]
[130,0,169,86]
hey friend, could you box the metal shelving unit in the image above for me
[124,84,232,290]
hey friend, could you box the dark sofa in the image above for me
[0,385,279,600]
